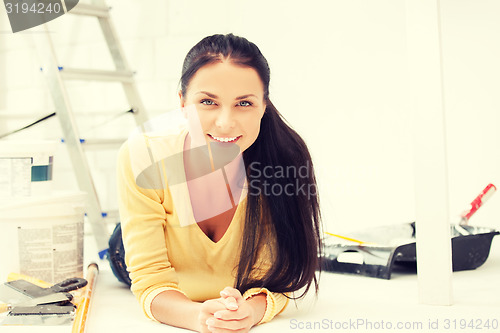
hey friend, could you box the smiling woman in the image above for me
[115,33,322,333]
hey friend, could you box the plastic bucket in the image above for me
[0,191,87,283]
[0,140,57,198]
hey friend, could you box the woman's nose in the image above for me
[215,108,235,129]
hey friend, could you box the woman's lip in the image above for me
[207,134,242,143]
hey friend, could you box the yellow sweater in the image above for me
[116,125,289,324]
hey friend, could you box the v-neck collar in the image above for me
[173,127,248,246]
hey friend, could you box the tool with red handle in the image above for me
[460,183,496,225]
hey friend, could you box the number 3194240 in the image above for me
[443,318,498,330]
[5,2,62,14]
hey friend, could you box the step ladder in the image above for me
[31,0,149,258]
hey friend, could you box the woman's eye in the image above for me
[238,101,252,107]
[201,99,216,106]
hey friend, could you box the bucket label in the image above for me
[0,158,31,197]
[17,221,83,283]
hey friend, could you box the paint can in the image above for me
[0,191,87,283]
[0,140,57,198]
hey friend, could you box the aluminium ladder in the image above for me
[32,0,148,257]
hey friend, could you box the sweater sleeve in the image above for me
[116,140,184,321]
[243,288,289,324]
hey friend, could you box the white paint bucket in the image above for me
[0,191,87,283]
[0,140,57,198]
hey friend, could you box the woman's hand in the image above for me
[198,296,230,333]
[199,287,264,333]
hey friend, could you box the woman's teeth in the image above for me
[210,134,239,143]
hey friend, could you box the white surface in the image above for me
[1,235,499,332]
[405,0,453,305]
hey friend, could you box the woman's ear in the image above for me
[179,91,190,119]
[261,101,267,119]
[179,90,185,108]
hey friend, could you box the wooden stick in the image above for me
[72,263,99,333]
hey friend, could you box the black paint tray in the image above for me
[321,222,499,279]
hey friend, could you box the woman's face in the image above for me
[180,61,266,153]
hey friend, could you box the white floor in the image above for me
[1,234,499,333]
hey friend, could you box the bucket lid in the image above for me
[0,140,58,156]
[0,191,87,219]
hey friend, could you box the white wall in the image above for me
[0,0,499,234]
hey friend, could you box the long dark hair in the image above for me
[180,33,322,298]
